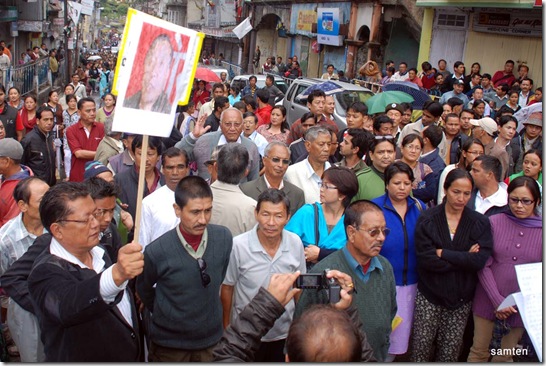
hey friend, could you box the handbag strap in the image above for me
[313,203,320,246]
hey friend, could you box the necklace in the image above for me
[448,225,457,234]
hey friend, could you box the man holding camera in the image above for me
[220,189,306,362]
[294,200,397,362]
[214,270,375,362]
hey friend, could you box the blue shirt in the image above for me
[341,246,383,284]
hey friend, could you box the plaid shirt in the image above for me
[0,213,43,280]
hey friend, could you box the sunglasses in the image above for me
[508,197,535,206]
[266,156,290,165]
[197,258,211,288]
[355,226,391,237]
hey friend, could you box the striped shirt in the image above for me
[0,213,44,279]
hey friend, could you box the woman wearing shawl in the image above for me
[359,60,383,83]
[468,176,542,362]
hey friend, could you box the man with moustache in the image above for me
[294,200,397,362]
[137,176,233,361]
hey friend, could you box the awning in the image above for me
[416,0,536,8]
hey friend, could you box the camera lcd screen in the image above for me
[295,274,322,288]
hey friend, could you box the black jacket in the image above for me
[28,238,141,361]
[467,188,509,217]
[213,287,376,362]
[414,203,492,309]
[20,125,56,186]
[0,104,18,139]
[448,133,468,166]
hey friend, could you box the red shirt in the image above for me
[256,104,273,127]
[66,121,105,182]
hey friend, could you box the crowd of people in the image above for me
[0,54,542,362]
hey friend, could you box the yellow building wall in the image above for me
[464,31,542,88]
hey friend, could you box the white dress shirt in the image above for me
[284,158,331,204]
[139,185,179,250]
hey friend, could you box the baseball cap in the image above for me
[469,117,497,136]
[0,138,23,160]
[385,103,404,115]
[84,161,112,180]
[522,112,543,127]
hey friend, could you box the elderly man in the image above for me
[0,138,32,227]
[26,182,144,361]
[239,142,305,217]
[294,200,397,362]
[284,126,331,204]
[0,177,49,362]
[65,97,105,182]
[209,143,257,237]
[176,108,260,182]
[139,147,189,249]
[221,189,306,361]
[136,176,233,362]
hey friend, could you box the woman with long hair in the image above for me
[257,105,290,145]
[96,93,116,125]
[398,133,435,204]
[472,99,486,119]
[504,91,522,114]
[7,87,23,110]
[468,176,542,362]
[0,85,21,140]
[411,169,492,362]
[495,115,519,177]
[285,166,359,267]
[17,94,38,134]
[372,161,425,361]
[61,94,80,181]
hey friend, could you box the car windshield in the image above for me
[335,91,374,117]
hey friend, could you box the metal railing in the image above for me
[351,79,383,93]
[220,61,244,80]
[4,57,57,96]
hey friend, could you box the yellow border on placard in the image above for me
[111,8,138,96]
[178,31,205,106]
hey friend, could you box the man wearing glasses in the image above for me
[176,108,260,183]
[240,142,305,217]
[294,200,397,362]
[137,175,233,362]
[25,182,144,361]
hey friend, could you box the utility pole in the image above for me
[64,0,70,84]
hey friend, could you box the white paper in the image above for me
[497,293,517,311]
[515,262,542,296]
[232,17,252,39]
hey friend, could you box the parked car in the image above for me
[282,77,374,129]
[231,74,289,95]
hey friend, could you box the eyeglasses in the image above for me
[58,211,100,225]
[508,197,535,206]
[466,150,484,156]
[197,258,211,288]
[223,122,243,128]
[95,208,115,218]
[266,156,290,165]
[355,226,391,237]
[318,182,337,190]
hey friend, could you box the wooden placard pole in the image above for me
[132,134,148,244]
